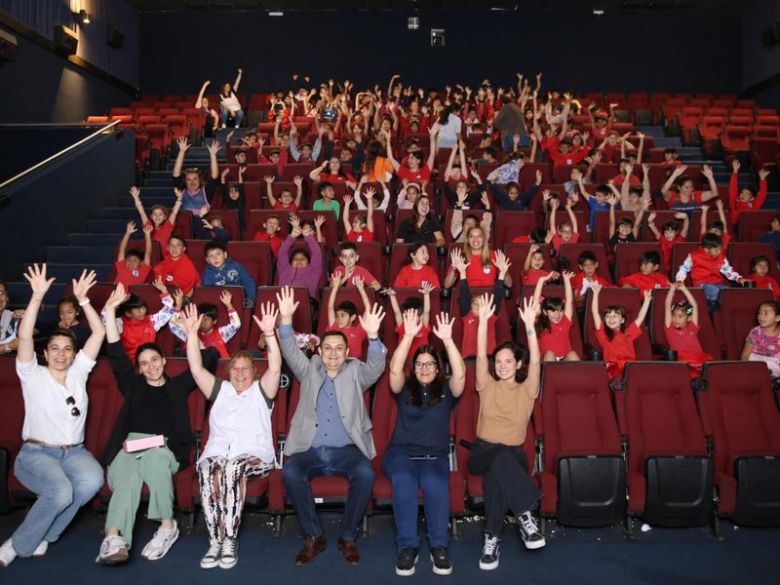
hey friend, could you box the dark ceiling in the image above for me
[127,0,752,12]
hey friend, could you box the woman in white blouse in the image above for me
[183,301,281,571]
[0,265,105,568]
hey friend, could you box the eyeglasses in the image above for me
[65,396,80,417]
[414,361,437,370]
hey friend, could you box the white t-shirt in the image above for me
[220,92,242,114]
[437,113,462,148]
[16,351,96,445]
[200,380,275,464]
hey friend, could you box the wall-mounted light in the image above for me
[76,9,91,24]
[268,11,283,17]
[592,8,605,15]
[407,16,419,30]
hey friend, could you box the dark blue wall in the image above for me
[0,126,93,182]
[139,10,742,95]
[741,0,780,107]
[0,23,134,122]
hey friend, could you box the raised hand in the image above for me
[176,137,190,153]
[252,301,279,336]
[182,303,202,338]
[206,140,222,156]
[419,282,437,296]
[343,194,353,208]
[590,281,603,296]
[732,159,740,173]
[314,215,326,228]
[431,312,455,341]
[293,175,303,187]
[104,283,129,312]
[220,289,233,308]
[171,287,185,309]
[152,275,168,295]
[174,187,183,203]
[518,295,540,326]
[364,187,376,201]
[263,175,275,185]
[221,168,231,181]
[354,275,365,291]
[562,270,575,282]
[476,293,495,321]
[275,286,299,319]
[71,269,97,302]
[129,186,141,200]
[330,271,343,288]
[125,221,137,235]
[401,308,423,338]
[358,303,386,337]
[702,164,714,178]
[493,249,511,277]
[289,216,302,238]
[759,167,770,181]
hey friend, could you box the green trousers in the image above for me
[105,433,180,547]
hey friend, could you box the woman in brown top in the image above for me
[470,293,544,572]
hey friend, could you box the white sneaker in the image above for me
[96,535,129,565]
[478,534,500,571]
[200,540,222,569]
[517,511,546,550]
[0,539,17,567]
[218,537,238,569]
[32,540,48,557]
[141,521,179,561]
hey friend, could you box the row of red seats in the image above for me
[1,357,777,533]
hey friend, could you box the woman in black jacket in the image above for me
[95,284,218,566]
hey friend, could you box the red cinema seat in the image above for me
[649,288,721,360]
[244,210,291,241]
[614,243,664,281]
[583,287,652,360]
[226,241,273,287]
[558,243,612,283]
[493,211,539,250]
[164,115,188,140]
[537,362,625,526]
[380,287,444,356]
[699,361,780,525]
[713,288,773,360]
[670,243,700,285]
[737,211,776,245]
[721,126,750,153]
[592,209,635,248]
[619,362,713,527]
[247,287,312,351]
[728,243,780,281]
[86,115,109,124]
[189,286,246,354]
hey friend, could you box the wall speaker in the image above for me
[0,28,17,62]
[106,24,124,49]
[53,25,78,55]
[431,28,446,47]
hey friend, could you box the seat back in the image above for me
[649,287,721,359]
[615,243,663,280]
[715,288,773,360]
[226,241,273,287]
[737,211,776,244]
[583,287,652,359]
[559,243,613,282]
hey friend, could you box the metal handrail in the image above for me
[0,120,122,192]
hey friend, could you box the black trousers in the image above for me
[468,438,541,536]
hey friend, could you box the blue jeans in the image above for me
[282,445,375,541]
[382,446,450,551]
[702,283,727,302]
[501,134,530,153]
[12,443,103,557]
[220,107,244,128]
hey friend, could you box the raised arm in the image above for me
[130,186,150,225]
[591,281,604,331]
[182,304,216,400]
[632,202,646,239]
[433,313,465,397]
[342,194,354,234]
[646,211,660,240]
[475,293,495,392]
[661,165,686,202]
[562,270,575,321]
[117,221,137,263]
[172,137,190,178]
[207,140,221,180]
[700,165,719,203]
[195,80,210,109]
[293,175,304,208]
[17,265,56,363]
[699,204,710,238]
[69,270,105,359]
[715,199,728,235]
[327,272,342,326]
[389,309,422,393]
[608,195,618,238]
[635,289,652,328]
[142,223,153,265]
[664,282,677,329]
[253,302,281,400]
[518,296,541,399]
[233,68,243,92]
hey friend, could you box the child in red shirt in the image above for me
[545,197,579,255]
[152,235,201,296]
[619,251,670,297]
[104,280,176,364]
[332,242,381,291]
[647,211,689,273]
[393,242,441,289]
[342,193,375,243]
[571,251,612,305]
[523,245,553,287]
[130,185,183,248]
[746,255,780,299]
[663,283,713,377]
[252,215,283,257]
[325,272,370,359]
[729,159,769,223]
[453,250,510,358]
[533,270,579,361]
[700,200,732,249]
[264,175,302,214]
[591,281,652,378]
[387,284,434,357]
[169,289,241,358]
[115,221,152,287]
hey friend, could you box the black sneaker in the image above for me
[517,511,546,550]
[395,548,418,577]
[479,534,500,571]
[430,547,452,575]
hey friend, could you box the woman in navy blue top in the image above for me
[384,310,466,577]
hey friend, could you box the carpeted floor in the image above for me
[0,508,778,585]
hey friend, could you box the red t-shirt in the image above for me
[398,165,432,185]
[658,234,686,272]
[347,229,375,243]
[147,220,173,248]
[253,231,282,257]
[272,201,298,214]
[319,171,355,184]
[571,273,612,298]
[120,316,157,365]
[333,265,379,288]
[395,322,432,358]
[540,316,573,358]
[393,264,440,289]
[664,322,704,354]
[114,261,151,287]
[524,269,549,287]
[612,175,641,187]
[200,327,230,359]
[152,254,200,295]
[512,235,531,244]
[747,274,780,299]
[618,271,669,296]
[326,323,366,359]
[461,313,497,359]
[595,322,643,377]
[464,251,497,287]
[550,231,580,254]
[549,150,589,166]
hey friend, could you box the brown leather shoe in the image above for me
[337,538,360,565]
[295,537,326,566]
